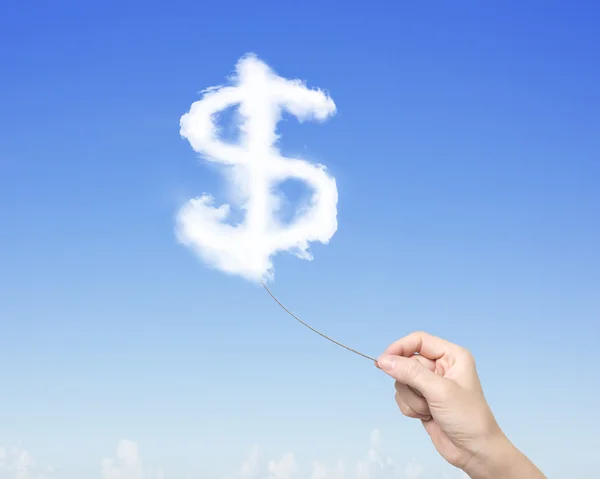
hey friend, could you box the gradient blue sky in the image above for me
[0,1,599,477]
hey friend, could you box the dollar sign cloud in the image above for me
[176,54,338,283]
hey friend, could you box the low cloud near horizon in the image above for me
[0,430,469,479]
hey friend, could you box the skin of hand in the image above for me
[376,331,546,479]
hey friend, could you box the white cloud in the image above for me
[239,445,261,479]
[355,429,395,479]
[1,431,467,479]
[230,429,428,479]
[101,440,142,479]
[101,439,162,479]
[309,460,345,479]
[0,445,53,479]
[403,457,423,479]
[177,53,338,283]
[268,453,298,479]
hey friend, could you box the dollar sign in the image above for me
[176,54,338,282]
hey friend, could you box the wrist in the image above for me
[462,431,546,479]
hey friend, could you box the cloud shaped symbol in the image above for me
[176,53,338,283]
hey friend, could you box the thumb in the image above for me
[377,354,446,400]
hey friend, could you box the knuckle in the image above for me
[400,404,419,418]
[398,388,429,416]
[405,359,423,379]
[410,330,427,341]
[459,347,475,364]
[411,399,431,416]
[394,381,408,393]
[394,393,415,417]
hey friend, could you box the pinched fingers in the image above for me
[413,353,437,372]
[375,351,436,373]
[383,331,455,360]
[393,355,434,420]
[381,331,474,381]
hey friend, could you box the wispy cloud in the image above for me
[0,445,53,479]
[101,440,163,479]
[229,429,426,479]
[0,430,468,478]
[355,429,394,479]
[177,53,338,283]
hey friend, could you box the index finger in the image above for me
[382,331,456,360]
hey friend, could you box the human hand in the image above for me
[376,331,545,478]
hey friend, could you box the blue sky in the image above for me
[0,0,599,477]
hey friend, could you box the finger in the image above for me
[413,354,436,372]
[395,392,431,420]
[395,381,431,418]
[375,352,436,370]
[408,355,435,397]
[377,354,448,401]
[382,331,457,361]
[376,354,437,398]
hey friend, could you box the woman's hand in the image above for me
[376,331,546,479]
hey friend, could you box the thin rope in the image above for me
[261,282,376,362]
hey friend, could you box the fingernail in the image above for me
[377,354,395,371]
